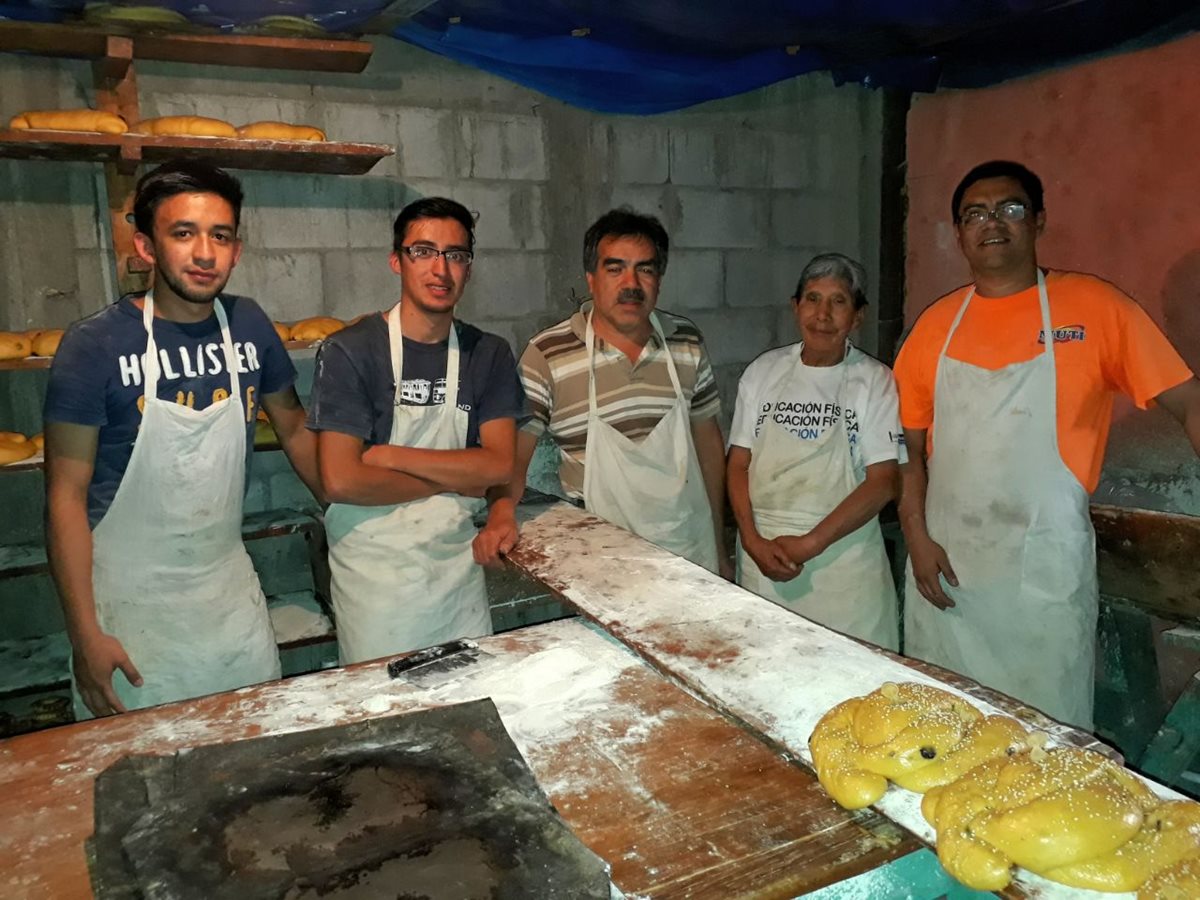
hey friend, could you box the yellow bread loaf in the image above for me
[893,713,1029,794]
[30,433,44,452]
[0,433,35,465]
[808,681,1027,809]
[83,4,189,27]
[1043,800,1200,891]
[236,121,325,142]
[922,745,1160,891]
[1140,851,1200,899]
[273,321,291,342]
[250,15,326,37]
[254,409,276,446]
[132,116,237,138]
[289,316,344,341]
[9,109,127,134]
[31,329,64,357]
[0,331,31,360]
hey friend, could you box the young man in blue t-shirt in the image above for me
[44,160,322,718]
[307,196,524,664]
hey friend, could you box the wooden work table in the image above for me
[0,501,1183,899]
[1,617,919,899]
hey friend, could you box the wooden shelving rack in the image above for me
[0,20,395,294]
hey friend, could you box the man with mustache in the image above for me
[44,159,321,717]
[473,208,731,577]
[306,197,524,664]
[895,160,1200,729]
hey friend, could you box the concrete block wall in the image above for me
[0,35,885,711]
[0,36,885,430]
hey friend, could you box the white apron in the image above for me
[736,344,898,650]
[904,272,1097,728]
[325,305,491,665]
[581,310,719,573]
[75,291,280,718]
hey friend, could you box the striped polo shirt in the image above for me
[519,306,721,498]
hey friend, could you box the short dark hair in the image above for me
[951,160,1045,223]
[133,159,244,236]
[392,197,476,253]
[583,208,669,274]
[794,253,869,309]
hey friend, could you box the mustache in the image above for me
[618,288,646,302]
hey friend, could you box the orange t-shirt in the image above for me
[894,270,1193,492]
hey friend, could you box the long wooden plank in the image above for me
[0,21,372,72]
[507,503,1191,900]
[1091,503,1200,621]
[0,130,393,175]
[0,619,918,899]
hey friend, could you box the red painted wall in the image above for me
[905,32,1200,514]
[907,32,1200,372]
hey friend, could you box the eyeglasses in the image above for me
[399,245,474,266]
[959,201,1028,228]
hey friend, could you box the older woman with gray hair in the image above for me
[726,253,903,649]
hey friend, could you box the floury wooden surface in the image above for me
[507,503,1190,900]
[0,618,917,899]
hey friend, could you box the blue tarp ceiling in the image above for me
[2,1,1198,113]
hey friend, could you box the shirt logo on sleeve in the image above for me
[1038,324,1086,344]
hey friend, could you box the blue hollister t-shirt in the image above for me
[44,293,297,527]
[306,313,526,447]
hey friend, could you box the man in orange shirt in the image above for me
[895,160,1200,729]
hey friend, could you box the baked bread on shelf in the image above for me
[808,681,1027,809]
[0,432,36,465]
[131,116,238,138]
[30,329,65,357]
[273,321,291,343]
[9,109,128,134]
[0,331,32,360]
[921,742,1161,891]
[236,121,326,142]
[289,316,345,341]
[83,4,189,28]
[245,15,327,37]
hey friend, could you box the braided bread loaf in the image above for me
[809,681,1028,809]
[922,743,1161,891]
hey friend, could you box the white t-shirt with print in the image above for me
[729,342,906,478]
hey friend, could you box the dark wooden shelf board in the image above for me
[240,508,323,541]
[0,508,322,576]
[0,543,49,578]
[0,21,372,72]
[1092,503,1200,622]
[0,357,51,371]
[0,129,125,163]
[0,130,393,175]
[278,632,337,652]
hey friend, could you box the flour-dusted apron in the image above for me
[325,305,490,665]
[737,344,898,650]
[76,291,280,718]
[904,271,1098,728]
[580,310,719,573]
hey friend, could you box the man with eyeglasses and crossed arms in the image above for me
[306,197,524,664]
[895,160,1200,729]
